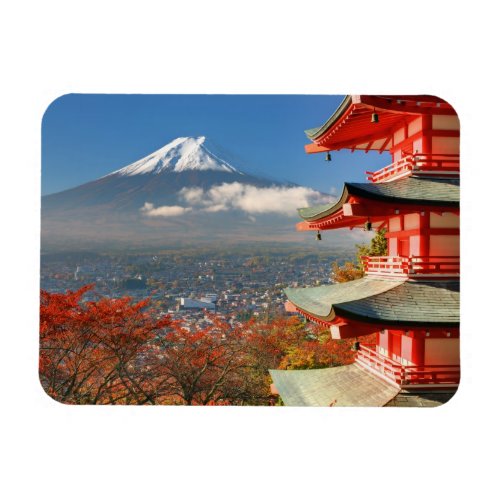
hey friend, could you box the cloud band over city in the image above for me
[140,182,333,217]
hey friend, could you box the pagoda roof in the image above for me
[298,177,460,222]
[305,95,456,153]
[269,364,400,406]
[284,278,459,327]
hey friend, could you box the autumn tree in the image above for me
[331,261,365,283]
[40,287,374,406]
[40,287,265,405]
[40,285,171,404]
[150,316,252,405]
[332,228,388,282]
[243,315,375,401]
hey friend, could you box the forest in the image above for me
[40,284,369,405]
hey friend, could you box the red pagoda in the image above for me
[270,95,460,407]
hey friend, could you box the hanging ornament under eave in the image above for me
[364,220,372,231]
[325,152,332,161]
[371,109,379,123]
[316,230,322,241]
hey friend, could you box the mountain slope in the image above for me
[107,136,240,175]
[43,137,280,213]
[41,136,333,250]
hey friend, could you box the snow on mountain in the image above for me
[41,136,337,250]
[108,136,242,177]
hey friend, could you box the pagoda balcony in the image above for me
[366,153,460,183]
[355,343,460,388]
[362,255,460,279]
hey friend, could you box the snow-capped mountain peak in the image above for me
[110,136,242,176]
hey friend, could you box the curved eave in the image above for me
[305,95,457,152]
[285,279,460,327]
[305,95,353,140]
[333,306,460,328]
[298,187,349,221]
[284,277,403,322]
[345,182,460,207]
[297,177,460,223]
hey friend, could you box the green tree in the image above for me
[332,228,387,282]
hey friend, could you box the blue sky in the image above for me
[42,94,391,195]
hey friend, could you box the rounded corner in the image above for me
[38,370,73,406]
[41,93,76,130]
[424,383,461,410]
[437,383,461,408]
[428,93,461,127]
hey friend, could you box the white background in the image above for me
[1,1,498,498]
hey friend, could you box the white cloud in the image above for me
[140,202,192,217]
[179,182,333,216]
[178,186,204,204]
[140,183,333,219]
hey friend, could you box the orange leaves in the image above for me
[331,261,365,283]
[40,286,375,405]
[39,285,172,404]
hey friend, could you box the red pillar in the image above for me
[419,211,430,257]
[421,115,433,154]
[412,336,425,366]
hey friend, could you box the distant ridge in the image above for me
[41,136,339,251]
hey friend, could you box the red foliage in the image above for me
[40,286,376,405]
[40,285,171,404]
[150,316,251,405]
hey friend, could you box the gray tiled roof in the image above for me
[298,177,460,221]
[270,364,400,406]
[285,277,401,319]
[384,391,457,407]
[304,95,352,140]
[285,278,459,326]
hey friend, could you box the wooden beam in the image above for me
[304,143,332,154]
[318,130,398,151]
[379,135,392,152]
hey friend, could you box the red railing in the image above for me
[366,153,459,183]
[363,255,459,277]
[356,344,460,387]
[356,343,404,384]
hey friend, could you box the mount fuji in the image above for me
[42,137,332,250]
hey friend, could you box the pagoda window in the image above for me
[378,329,389,356]
[409,235,421,257]
[401,335,413,366]
[424,338,460,365]
[408,116,423,136]
[431,136,459,154]
[389,217,402,232]
[393,127,406,147]
[429,235,459,256]
[432,115,460,131]
[388,238,398,256]
[430,212,459,228]
[404,213,420,230]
